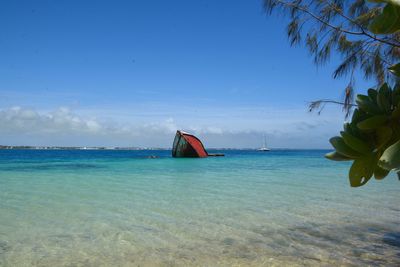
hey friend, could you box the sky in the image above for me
[0,0,375,148]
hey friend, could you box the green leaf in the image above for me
[356,95,382,115]
[351,108,368,124]
[325,151,352,161]
[349,154,376,187]
[368,88,378,103]
[376,126,393,149]
[343,122,352,133]
[392,83,400,99]
[357,115,389,130]
[369,2,400,34]
[379,139,400,170]
[392,123,400,140]
[374,164,390,180]
[392,104,400,119]
[329,136,361,158]
[340,131,371,154]
[377,84,392,113]
[389,63,400,77]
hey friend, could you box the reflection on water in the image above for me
[383,232,400,248]
[0,149,399,266]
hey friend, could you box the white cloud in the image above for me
[0,106,344,148]
[0,106,103,135]
[0,107,226,147]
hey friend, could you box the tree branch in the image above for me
[275,0,400,48]
[309,99,357,112]
[325,0,400,48]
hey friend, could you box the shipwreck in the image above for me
[172,130,224,158]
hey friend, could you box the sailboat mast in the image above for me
[263,134,267,148]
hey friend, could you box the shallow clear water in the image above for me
[0,149,399,266]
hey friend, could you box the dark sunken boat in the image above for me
[172,130,224,158]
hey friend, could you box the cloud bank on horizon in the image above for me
[0,106,343,149]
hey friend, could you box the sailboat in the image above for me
[258,134,270,151]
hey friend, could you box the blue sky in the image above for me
[0,0,374,148]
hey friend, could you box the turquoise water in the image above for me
[0,149,399,266]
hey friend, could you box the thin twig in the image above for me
[309,99,357,107]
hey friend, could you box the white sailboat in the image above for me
[258,134,270,151]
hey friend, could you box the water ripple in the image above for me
[0,163,104,171]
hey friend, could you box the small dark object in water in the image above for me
[208,153,225,157]
[147,155,159,159]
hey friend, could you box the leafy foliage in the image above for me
[325,82,400,186]
[323,0,400,187]
[264,0,400,186]
[264,0,400,115]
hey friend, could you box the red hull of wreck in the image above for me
[172,131,208,158]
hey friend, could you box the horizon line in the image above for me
[0,145,332,150]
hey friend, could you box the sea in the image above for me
[0,149,399,266]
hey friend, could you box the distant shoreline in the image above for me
[0,145,167,151]
[0,146,330,151]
